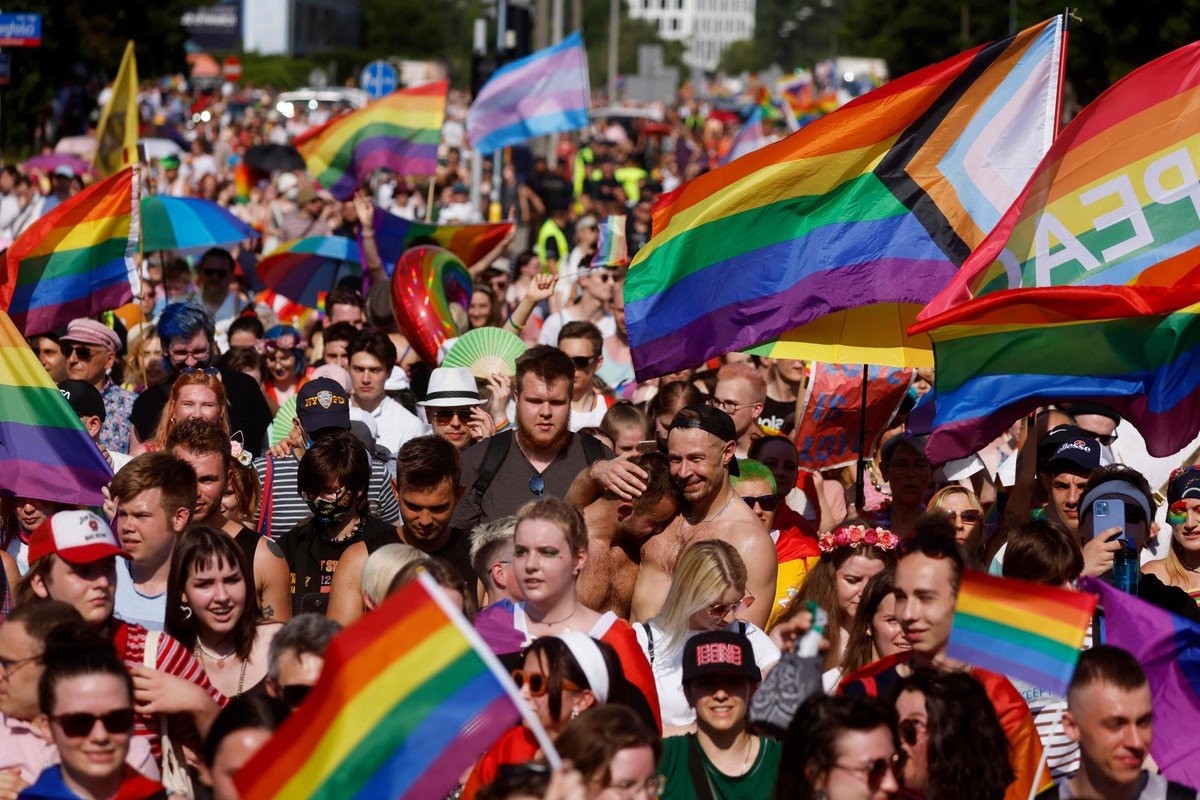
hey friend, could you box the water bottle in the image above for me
[1112,543,1139,595]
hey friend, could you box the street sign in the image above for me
[359,59,398,100]
[0,53,11,86]
[222,55,242,82]
[0,13,41,47]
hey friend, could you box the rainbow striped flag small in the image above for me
[295,80,447,201]
[591,215,628,268]
[947,571,1096,695]
[0,167,140,336]
[0,310,113,505]
[235,572,556,800]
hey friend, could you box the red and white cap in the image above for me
[28,510,128,565]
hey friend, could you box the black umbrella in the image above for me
[244,144,306,172]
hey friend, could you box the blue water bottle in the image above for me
[1112,543,1139,595]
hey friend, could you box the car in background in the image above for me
[275,87,368,120]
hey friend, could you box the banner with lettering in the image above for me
[793,363,913,470]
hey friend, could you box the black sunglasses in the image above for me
[899,718,926,747]
[52,708,135,737]
[203,268,230,279]
[280,684,312,708]
[61,344,98,361]
[741,494,779,511]
[569,355,597,370]
[432,407,473,424]
[529,474,545,497]
[179,365,220,377]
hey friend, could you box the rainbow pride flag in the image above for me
[0,168,140,336]
[947,571,1096,696]
[0,310,113,505]
[912,41,1200,461]
[624,17,1064,379]
[1082,578,1200,788]
[591,215,628,268]
[295,80,447,201]
[235,572,556,800]
[364,205,514,273]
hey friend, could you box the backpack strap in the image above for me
[579,432,605,465]
[257,457,275,539]
[642,622,654,666]
[470,430,514,506]
[685,734,718,800]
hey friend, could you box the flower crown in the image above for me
[818,524,900,554]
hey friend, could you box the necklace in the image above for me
[733,736,757,776]
[529,605,577,631]
[673,492,735,569]
[194,642,248,696]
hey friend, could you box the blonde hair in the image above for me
[651,540,746,652]
[926,485,983,516]
[515,498,588,554]
[361,543,424,608]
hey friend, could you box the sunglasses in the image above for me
[203,269,230,279]
[899,718,926,747]
[589,271,616,283]
[833,754,904,789]
[432,407,474,424]
[708,595,753,618]
[511,669,583,696]
[946,509,982,523]
[61,344,99,361]
[52,708,135,737]
[741,494,779,511]
[279,684,312,708]
[569,355,597,370]
[529,474,545,497]
[179,365,220,377]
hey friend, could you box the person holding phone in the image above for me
[1076,465,1156,581]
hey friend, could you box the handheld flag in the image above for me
[0,310,114,505]
[468,31,590,155]
[92,41,139,177]
[295,80,447,201]
[947,570,1096,696]
[591,215,629,269]
[720,107,768,165]
[0,168,140,336]
[235,571,558,800]
[1082,577,1200,788]
[363,205,514,272]
[625,17,1064,378]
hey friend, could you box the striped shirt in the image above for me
[252,453,400,541]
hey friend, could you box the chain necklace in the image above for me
[195,642,248,696]
[673,491,735,570]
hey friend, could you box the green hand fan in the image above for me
[443,327,527,378]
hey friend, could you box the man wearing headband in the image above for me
[572,404,777,627]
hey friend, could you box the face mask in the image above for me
[307,496,353,527]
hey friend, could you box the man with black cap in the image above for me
[60,317,136,453]
[658,630,780,800]
[576,404,776,626]
[252,377,400,540]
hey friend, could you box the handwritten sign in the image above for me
[793,363,913,470]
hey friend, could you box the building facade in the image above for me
[628,0,755,71]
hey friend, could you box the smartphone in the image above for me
[635,440,659,454]
[1090,498,1127,544]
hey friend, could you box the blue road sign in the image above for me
[359,60,398,100]
[0,13,41,47]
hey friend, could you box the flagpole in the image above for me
[855,363,869,512]
[133,161,149,391]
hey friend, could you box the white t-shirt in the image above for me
[358,396,428,459]
[538,309,617,347]
[634,619,780,728]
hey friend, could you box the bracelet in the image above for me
[505,315,524,332]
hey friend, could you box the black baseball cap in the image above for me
[1168,466,1200,506]
[58,379,106,422]
[682,630,760,684]
[296,378,350,435]
[668,403,739,476]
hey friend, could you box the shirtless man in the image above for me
[577,451,682,618]
[571,404,777,627]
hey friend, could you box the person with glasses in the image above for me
[777,693,902,800]
[657,629,780,800]
[1057,401,1122,461]
[419,367,495,453]
[131,370,230,456]
[24,624,168,800]
[926,486,986,566]
[538,267,618,349]
[263,614,341,711]
[891,668,1015,800]
[636,541,778,735]
[553,705,662,800]
[199,694,289,800]
[708,363,765,459]
[196,248,251,355]
[841,524,1048,800]
[873,436,933,540]
[0,602,158,792]
[1077,466,1171,597]
[258,325,307,417]
[559,322,614,432]
[576,452,682,620]
[130,303,271,459]
[59,318,136,454]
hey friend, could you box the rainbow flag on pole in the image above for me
[1082,578,1200,788]
[947,571,1096,696]
[363,206,514,273]
[625,17,1064,379]
[591,215,629,268]
[912,41,1200,462]
[0,310,113,505]
[295,80,447,201]
[467,31,590,156]
[0,167,140,336]
[236,572,558,800]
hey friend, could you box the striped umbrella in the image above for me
[257,236,362,309]
[140,195,259,254]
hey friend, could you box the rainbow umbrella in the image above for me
[257,236,362,309]
[140,195,259,254]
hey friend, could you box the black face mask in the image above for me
[306,496,353,527]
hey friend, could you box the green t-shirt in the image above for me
[659,734,781,800]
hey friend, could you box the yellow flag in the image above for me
[93,41,139,177]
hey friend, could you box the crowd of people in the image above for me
[0,73,1197,800]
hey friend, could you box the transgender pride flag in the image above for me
[468,31,590,155]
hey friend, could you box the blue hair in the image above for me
[264,324,306,376]
[158,302,216,350]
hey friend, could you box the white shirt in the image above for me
[538,309,617,347]
[359,395,428,458]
